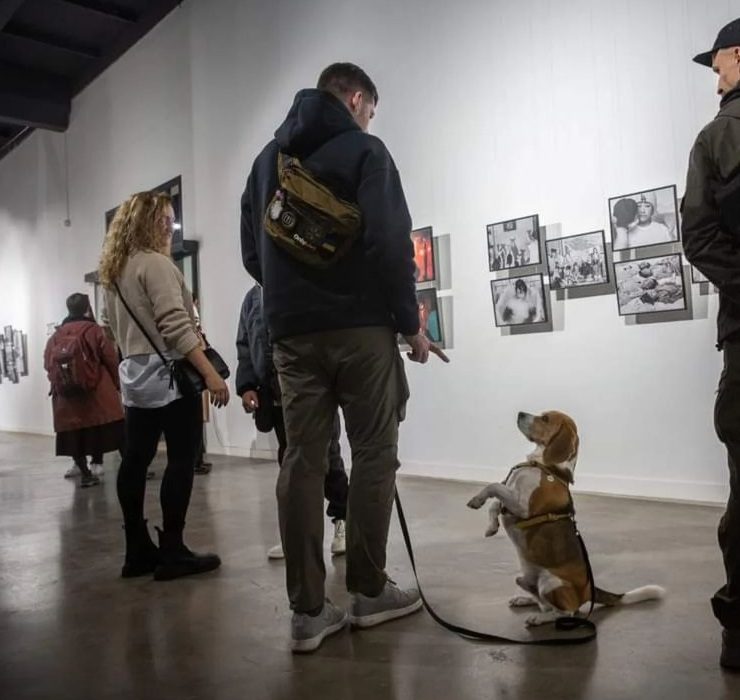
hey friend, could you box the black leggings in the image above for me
[118,395,202,533]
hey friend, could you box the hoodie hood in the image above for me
[274,89,360,157]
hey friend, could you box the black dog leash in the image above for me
[394,490,597,645]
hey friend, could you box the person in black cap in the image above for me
[682,16,740,672]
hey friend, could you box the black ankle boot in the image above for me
[121,519,159,578]
[153,527,221,581]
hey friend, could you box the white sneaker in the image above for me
[267,543,285,560]
[349,580,423,628]
[90,462,104,477]
[64,464,79,479]
[291,600,347,653]
[331,520,346,556]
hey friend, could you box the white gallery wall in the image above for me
[0,0,736,502]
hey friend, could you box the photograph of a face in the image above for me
[487,215,540,271]
[614,254,686,316]
[491,274,547,327]
[411,226,435,283]
[608,185,679,251]
[546,231,609,289]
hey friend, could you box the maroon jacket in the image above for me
[44,318,124,433]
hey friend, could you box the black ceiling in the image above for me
[0,0,181,161]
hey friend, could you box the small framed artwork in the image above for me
[490,274,548,327]
[411,226,435,283]
[608,185,680,251]
[487,214,541,271]
[691,267,709,284]
[417,288,443,344]
[546,230,609,290]
[614,254,686,316]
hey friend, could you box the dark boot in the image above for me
[121,520,159,578]
[153,527,221,581]
[721,629,740,671]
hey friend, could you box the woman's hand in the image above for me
[241,390,259,413]
[206,372,229,408]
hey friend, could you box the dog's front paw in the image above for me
[525,613,552,627]
[509,596,538,608]
[467,495,487,510]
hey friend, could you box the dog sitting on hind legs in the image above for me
[467,410,666,627]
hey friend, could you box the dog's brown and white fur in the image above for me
[467,411,665,627]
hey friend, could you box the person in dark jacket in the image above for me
[241,62,447,653]
[682,17,740,671]
[235,284,349,560]
[44,293,125,489]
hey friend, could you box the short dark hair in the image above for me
[317,63,378,104]
[514,279,528,295]
[66,293,91,317]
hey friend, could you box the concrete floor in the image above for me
[0,432,739,700]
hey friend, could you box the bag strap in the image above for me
[394,490,596,645]
[113,282,170,368]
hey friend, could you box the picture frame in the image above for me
[546,230,609,290]
[691,266,709,284]
[487,214,541,272]
[411,226,435,283]
[490,273,548,327]
[608,185,680,252]
[613,253,686,316]
[416,288,443,345]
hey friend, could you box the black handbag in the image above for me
[114,283,230,396]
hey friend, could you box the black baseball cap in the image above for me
[694,18,740,67]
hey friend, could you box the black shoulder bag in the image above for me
[114,282,230,396]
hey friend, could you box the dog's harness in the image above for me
[502,461,576,531]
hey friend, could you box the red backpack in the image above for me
[47,324,100,398]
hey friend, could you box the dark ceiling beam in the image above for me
[4,24,101,59]
[72,0,182,92]
[0,63,70,131]
[58,0,139,24]
[0,0,26,32]
[0,92,69,130]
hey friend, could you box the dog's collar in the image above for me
[509,460,571,487]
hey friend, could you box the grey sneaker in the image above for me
[291,600,347,653]
[349,580,423,628]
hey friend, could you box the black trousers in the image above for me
[272,408,348,521]
[713,340,740,630]
[118,395,202,533]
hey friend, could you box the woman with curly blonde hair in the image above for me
[100,191,229,581]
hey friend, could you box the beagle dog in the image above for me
[467,411,665,627]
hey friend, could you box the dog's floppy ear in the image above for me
[543,419,578,470]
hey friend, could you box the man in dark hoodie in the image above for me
[682,18,740,671]
[241,63,446,653]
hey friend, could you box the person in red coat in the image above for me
[44,293,125,488]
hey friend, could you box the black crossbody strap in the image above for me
[113,282,170,368]
[394,490,596,645]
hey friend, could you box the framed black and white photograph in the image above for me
[608,185,679,251]
[614,254,686,316]
[3,326,18,383]
[487,214,540,271]
[546,230,609,289]
[490,274,548,327]
[417,288,443,344]
[411,226,435,283]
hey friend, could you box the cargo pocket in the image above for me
[394,349,410,423]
